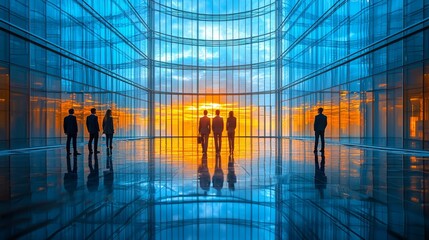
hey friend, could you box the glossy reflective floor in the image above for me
[0,138,428,239]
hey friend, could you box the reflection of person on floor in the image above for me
[199,110,211,154]
[198,154,210,193]
[87,153,99,192]
[64,155,78,196]
[227,155,237,191]
[314,107,327,153]
[86,108,100,154]
[314,153,327,198]
[212,154,224,195]
[212,110,224,154]
[226,111,237,154]
[64,108,80,155]
[104,155,114,194]
[103,109,114,156]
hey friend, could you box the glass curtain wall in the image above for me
[281,0,429,150]
[152,0,277,137]
[2,0,429,150]
[0,0,150,150]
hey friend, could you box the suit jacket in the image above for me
[226,116,236,133]
[86,114,100,134]
[199,116,211,135]
[314,114,327,131]
[212,116,224,134]
[64,115,78,135]
[103,117,114,134]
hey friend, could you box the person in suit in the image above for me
[199,110,211,154]
[103,109,114,156]
[63,108,80,155]
[212,154,224,195]
[227,155,236,191]
[314,107,328,153]
[314,153,327,199]
[86,108,100,154]
[226,111,237,154]
[212,110,224,154]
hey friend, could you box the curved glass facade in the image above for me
[152,0,277,137]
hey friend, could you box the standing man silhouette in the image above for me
[64,108,80,155]
[86,108,100,154]
[314,107,328,153]
[212,110,224,154]
[199,110,211,154]
[226,111,237,154]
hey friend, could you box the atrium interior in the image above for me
[0,0,429,239]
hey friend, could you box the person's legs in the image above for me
[320,131,325,151]
[105,134,112,155]
[94,133,99,152]
[108,134,113,149]
[214,133,220,153]
[314,131,320,151]
[88,133,94,152]
[66,134,71,154]
[218,133,222,152]
[72,134,77,154]
[231,131,235,152]
[228,132,232,152]
[106,134,113,148]
[213,134,217,152]
[203,134,209,153]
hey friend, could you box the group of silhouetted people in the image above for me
[199,110,236,154]
[63,108,115,156]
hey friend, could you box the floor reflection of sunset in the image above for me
[152,137,265,170]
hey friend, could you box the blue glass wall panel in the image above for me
[0,0,149,149]
[281,0,429,150]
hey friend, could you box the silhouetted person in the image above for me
[213,154,224,195]
[226,111,237,154]
[64,108,80,155]
[314,107,327,153]
[227,155,237,191]
[87,153,99,192]
[64,155,78,196]
[103,109,114,156]
[86,108,100,154]
[314,153,327,199]
[212,110,224,154]
[199,110,211,154]
[198,154,210,193]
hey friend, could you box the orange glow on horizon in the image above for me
[154,95,276,136]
